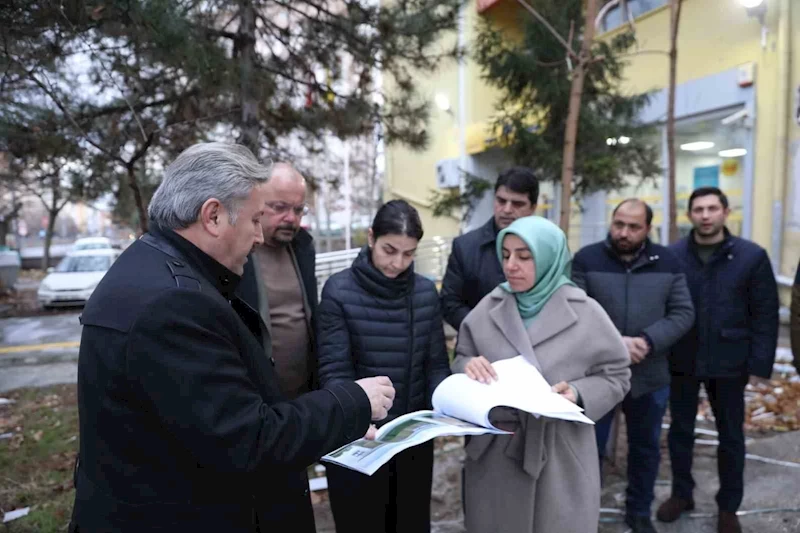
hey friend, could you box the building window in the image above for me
[603,106,751,244]
[600,0,669,33]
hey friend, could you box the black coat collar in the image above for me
[478,217,500,247]
[149,222,241,299]
[351,246,414,300]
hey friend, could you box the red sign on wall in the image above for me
[477,0,503,13]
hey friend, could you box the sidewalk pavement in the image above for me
[599,430,800,533]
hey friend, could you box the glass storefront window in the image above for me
[603,106,750,243]
[673,107,748,238]
[604,131,666,243]
[600,0,668,34]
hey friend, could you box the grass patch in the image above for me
[0,384,78,532]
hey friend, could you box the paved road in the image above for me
[0,310,792,394]
[0,312,82,353]
[0,312,81,392]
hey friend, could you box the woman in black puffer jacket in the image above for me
[317,199,451,533]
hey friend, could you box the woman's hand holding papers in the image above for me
[464,356,498,384]
[551,381,577,404]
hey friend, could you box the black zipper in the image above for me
[622,255,652,335]
[403,282,416,413]
[623,267,630,334]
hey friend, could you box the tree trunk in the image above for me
[0,219,9,247]
[42,175,62,271]
[0,202,21,247]
[368,128,381,222]
[324,190,334,253]
[666,0,683,244]
[559,0,599,235]
[308,188,321,244]
[42,209,58,271]
[127,165,149,234]
[238,0,259,156]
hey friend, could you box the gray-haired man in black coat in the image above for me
[69,142,395,533]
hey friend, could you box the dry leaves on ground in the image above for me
[745,378,800,432]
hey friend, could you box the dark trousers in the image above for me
[326,441,433,533]
[667,376,747,512]
[596,387,670,516]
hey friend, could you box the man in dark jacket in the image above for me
[239,163,318,399]
[790,261,800,373]
[573,199,694,533]
[657,187,779,533]
[69,143,395,533]
[440,166,539,331]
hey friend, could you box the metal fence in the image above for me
[314,236,454,298]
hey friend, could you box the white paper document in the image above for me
[321,356,593,476]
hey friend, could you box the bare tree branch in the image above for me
[12,60,118,161]
[55,4,148,142]
[127,133,156,168]
[615,49,670,59]
[157,108,240,133]
[516,0,580,62]
[196,25,239,41]
[75,91,199,122]
[566,20,575,71]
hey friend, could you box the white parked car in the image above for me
[38,249,119,308]
[72,237,118,251]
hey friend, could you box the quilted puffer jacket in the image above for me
[317,247,451,422]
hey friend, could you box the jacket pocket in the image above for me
[716,328,750,373]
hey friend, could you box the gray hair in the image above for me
[148,142,271,230]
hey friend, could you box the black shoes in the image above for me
[625,514,658,533]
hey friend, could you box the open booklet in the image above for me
[321,356,593,476]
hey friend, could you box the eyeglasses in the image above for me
[265,202,309,217]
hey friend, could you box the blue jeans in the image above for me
[595,386,670,517]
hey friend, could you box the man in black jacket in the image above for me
[239,163,318,399]
[790,261,800,373]
[69,142,395,533]
[658,187,779,533]
[573,199,694,533]
[440,166,539,331]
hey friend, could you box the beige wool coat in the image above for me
[452,285,631,533]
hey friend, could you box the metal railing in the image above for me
[314,237,453,298]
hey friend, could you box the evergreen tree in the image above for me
[2,0,463,231]
[434,0,661,221]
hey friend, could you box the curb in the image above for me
[0,350,79,368]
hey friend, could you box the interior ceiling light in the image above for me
[680,141,715,152]
[719,148,748,158]
[738,0,764,8]
[434,93,451,112]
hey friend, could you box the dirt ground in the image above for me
[2,384,799,533]
[312,423,800,533]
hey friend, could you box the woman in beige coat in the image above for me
[453,216,631,533]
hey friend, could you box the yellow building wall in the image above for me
[383,22,460,238]
[384,0,524,238]
[602,0,796,274]
[386,0,797,267]
[779,0,800,282]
